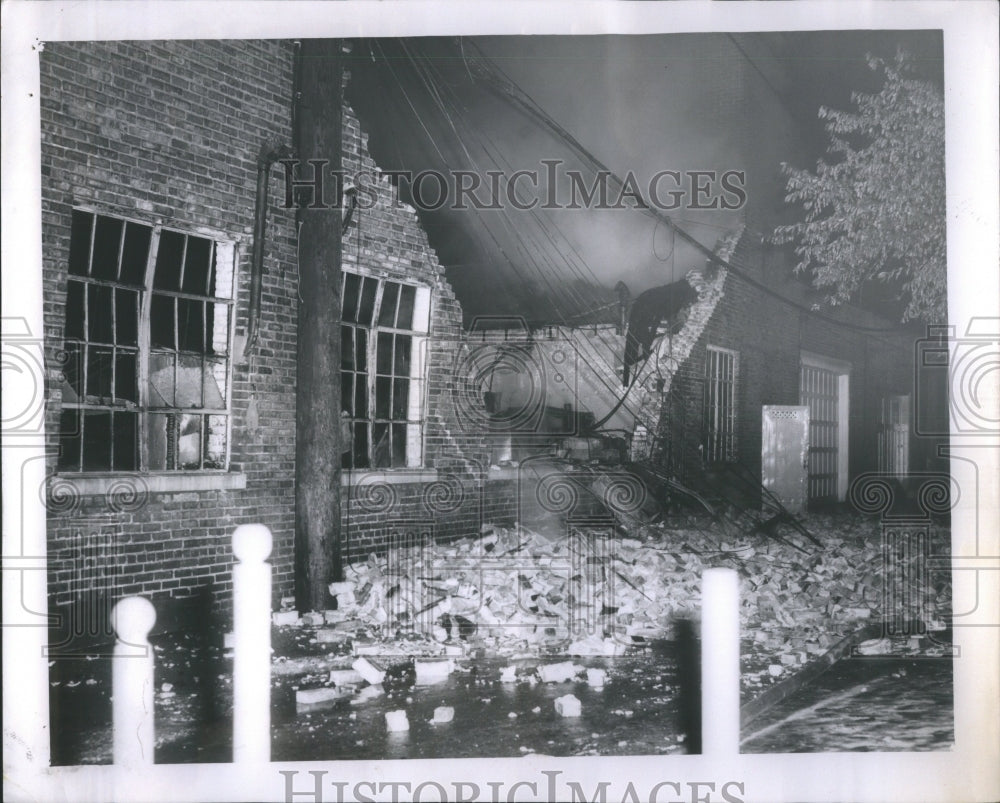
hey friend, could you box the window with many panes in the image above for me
[702,345,738,463]
[340,271,430,470]
[58,209,235,473]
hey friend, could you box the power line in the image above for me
[461,38,908,336]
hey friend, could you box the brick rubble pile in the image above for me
[311,517,950,672]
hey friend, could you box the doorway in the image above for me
[799,353,850,503]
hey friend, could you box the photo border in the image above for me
[3,2,998,801]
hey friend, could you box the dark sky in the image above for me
[345,30,943,324]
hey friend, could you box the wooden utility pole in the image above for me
[294,39,343,611]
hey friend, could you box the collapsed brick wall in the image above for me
[649,228,919,488]
[40,41,515,627]
[629,228,740,463]
[338,94,517,561]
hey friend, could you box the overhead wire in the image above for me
[409,44,662,428]
[462,38,910,336]
[396,40,581,317]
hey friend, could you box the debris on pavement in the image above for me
[586,668,607,688]
[266,515,949,697]
[296,687,347,712]
[554,694,582,717]
[385,710,409,732]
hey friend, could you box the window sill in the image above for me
[53,471,247,496]
[341,469,438,486]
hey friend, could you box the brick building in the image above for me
[644,228,943,508]
[39,39,939,637]
[39,40,514,636]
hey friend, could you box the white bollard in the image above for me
[701,568,740,756]
[232,524,273,764]
[110,596,157,767]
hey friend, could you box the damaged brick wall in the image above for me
[40,41,515,628]
[41,40,300,625]
[646,227,919,493]
[630,228,740,463]
[338,89,517,562]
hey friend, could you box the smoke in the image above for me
[346,31,943,325]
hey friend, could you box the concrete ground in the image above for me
[49,628,952,764]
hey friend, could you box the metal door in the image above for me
[800,364,840,502]
[761,405,809,514]
[878,394,910,475]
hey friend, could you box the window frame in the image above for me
[56,207,239,478]
[339,268,431,471]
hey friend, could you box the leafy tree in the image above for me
[774,52,946,322]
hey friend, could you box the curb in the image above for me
[739,623,884,727]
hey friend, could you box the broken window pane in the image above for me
[146,413,170,470]
[68,211,94,277]
[177,413,202,469]
[203,358,227,409]
[120,222,151,286]
[204,414,227,469]
[342,272,361,323]
[358,276,378,326]
[392,378,409,419]
[372,422,390,467]
[87,284,113,343]
[115,351,138,403]
[61,341,83,401]
[58,409,82,471]
[82,410,112,471]
[154,230,185,290]
[182,236,212,294]
[148,351,175,407]
[378,282,399,327]
[65,281,85,340]
[396,285,415,330]
[112,411,139,470]
[115,288,138,346]
[59,210,235,473]
[91,215,123,281]
[86,346,113,399]
[177,298,205,352]
[150,294,175,349]
[174,354,204,408]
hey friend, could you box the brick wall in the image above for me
[338,88,516,560]
[40,40,300,628]
[40,41,514,631]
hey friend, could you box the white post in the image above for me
[232,523,273,764]
[701,567,740,756]
[110,596,157,767]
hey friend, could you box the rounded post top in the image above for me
[704,567,738,580]
[110,596,156,643]
[232,523,273,563]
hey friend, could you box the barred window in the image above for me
[702,345,738,463]
[340,271,430,469]
[58,210,235,473]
